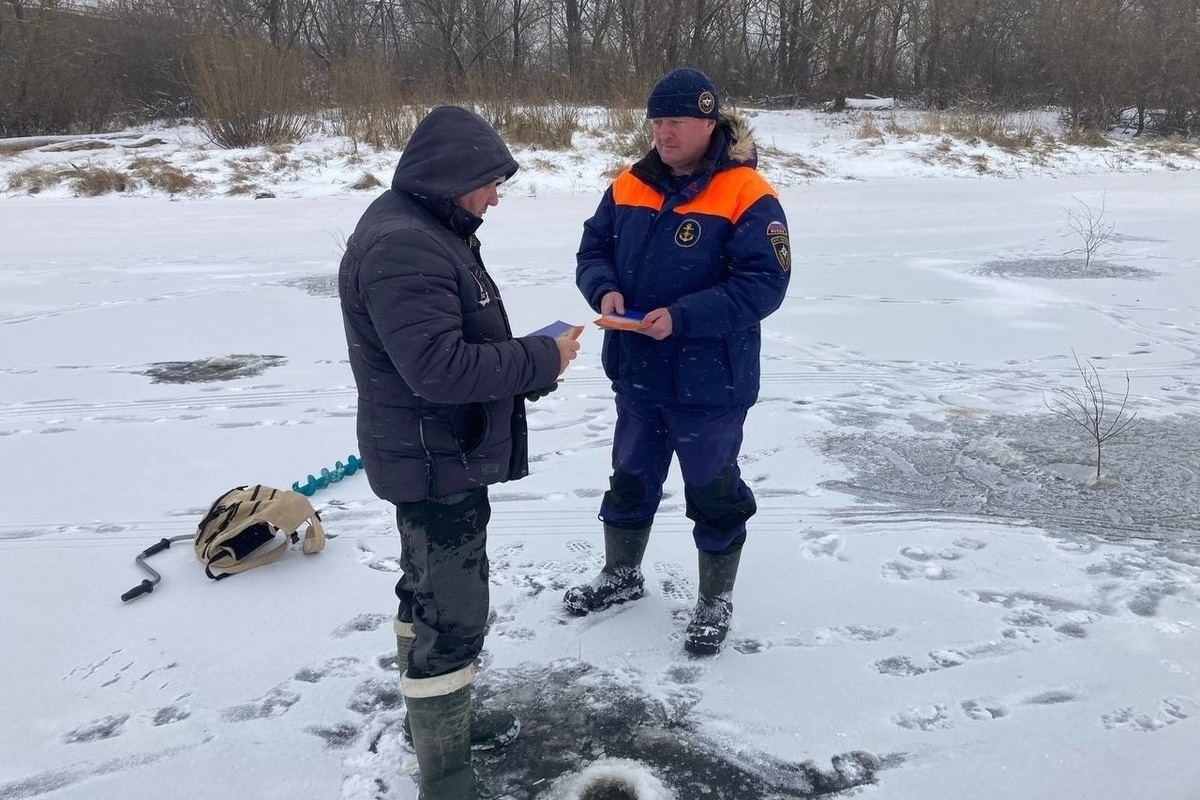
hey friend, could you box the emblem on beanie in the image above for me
[675,219,701,247]
[698,91,716,116]
[767,220,790,270]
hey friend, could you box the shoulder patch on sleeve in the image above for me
[767,220,790,270]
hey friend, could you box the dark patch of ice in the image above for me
[281,274,337,297]
[821,412,1200,546]
[473,660,884,799]
[138,354,286,384]
[972,257,1158,280]
[63,714,129,743]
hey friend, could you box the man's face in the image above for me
[456,180,501,218]
[651,117,716,175]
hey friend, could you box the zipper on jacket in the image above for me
[418,418,436,495]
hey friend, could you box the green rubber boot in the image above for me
[684,547,742,655]
[562,524,651,615]
[396,620,518,751]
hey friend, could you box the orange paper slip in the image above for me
[594,311,646,331]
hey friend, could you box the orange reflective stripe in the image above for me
[674,167,777,223]
[612,170,664,211]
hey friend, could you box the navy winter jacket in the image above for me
[339,106,561,503]
[576,111,791,407]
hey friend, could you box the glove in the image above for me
[524,381,560,402]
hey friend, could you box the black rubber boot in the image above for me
[684,547,742,655]
[402,665,480,800]
[397,620,519,751]
[562,524,650,615]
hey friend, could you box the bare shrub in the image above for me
[856,117,883,141]
[225,156,266,179]
[600,161,628,181]
[1146,136,1198,159]
[943,112,1043,150]
[7,165,66,193]
[128,156,201,195]
[1064,194,1115,271]
[599,107,652,159]
[909,110,1047,151]
[67,166,134,196]
[1045,351,1139,482]
[914,112,947,135]
[189,36,311,149]
[884,115,915,136]
[508,105,579,149]
[477,98,579,150]
[603,106,644,136]
[1062,125,1111,147]
[330,55,424,150]
[758,145,824,179]
[226,179,259,196]
[349,172,383,190]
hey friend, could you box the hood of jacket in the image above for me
[391,105,519,205]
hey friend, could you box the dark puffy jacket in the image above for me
[339,106,561,503]
[576,110,791,407]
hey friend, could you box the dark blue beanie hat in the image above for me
[646,68,720,120]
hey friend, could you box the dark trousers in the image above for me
[393,487,491,679]
[599,393,757,552]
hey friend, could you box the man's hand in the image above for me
[600,291,625,316]
[557,335,580,373]
[638,308,673,340]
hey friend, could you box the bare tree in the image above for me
[1064,193,1115,271]
[1045,350,1139,481]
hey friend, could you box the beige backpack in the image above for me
[194,485,325,579]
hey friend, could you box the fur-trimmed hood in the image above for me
[719,107,757,164]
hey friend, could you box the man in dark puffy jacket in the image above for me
[566,68,791,656]
[339,105,578,799]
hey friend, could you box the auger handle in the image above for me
[121,580,155,602]
[140,537,173,558]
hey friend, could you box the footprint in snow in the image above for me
[355,540,401,572]
[732,624,899,656]
[1101,696,1197,732]
[293,656,366,684]
[653,560,694,604]
[961,587,1103,641]
[896,688,1082,732]
[331,612,392,639]
[892,704,953,731]
[219,685,301,722]
[799,530,845,560]
[880,559,956,581]
[62,714,131,743]
[872,639,1024,677]
[897,544,963,562]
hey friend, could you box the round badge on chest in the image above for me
[675,219,701,247]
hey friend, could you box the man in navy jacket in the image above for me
[340,105,578,799]
[566,68,791,656]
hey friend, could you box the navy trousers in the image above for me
[600,393,757,552]
[393,487,491,679]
